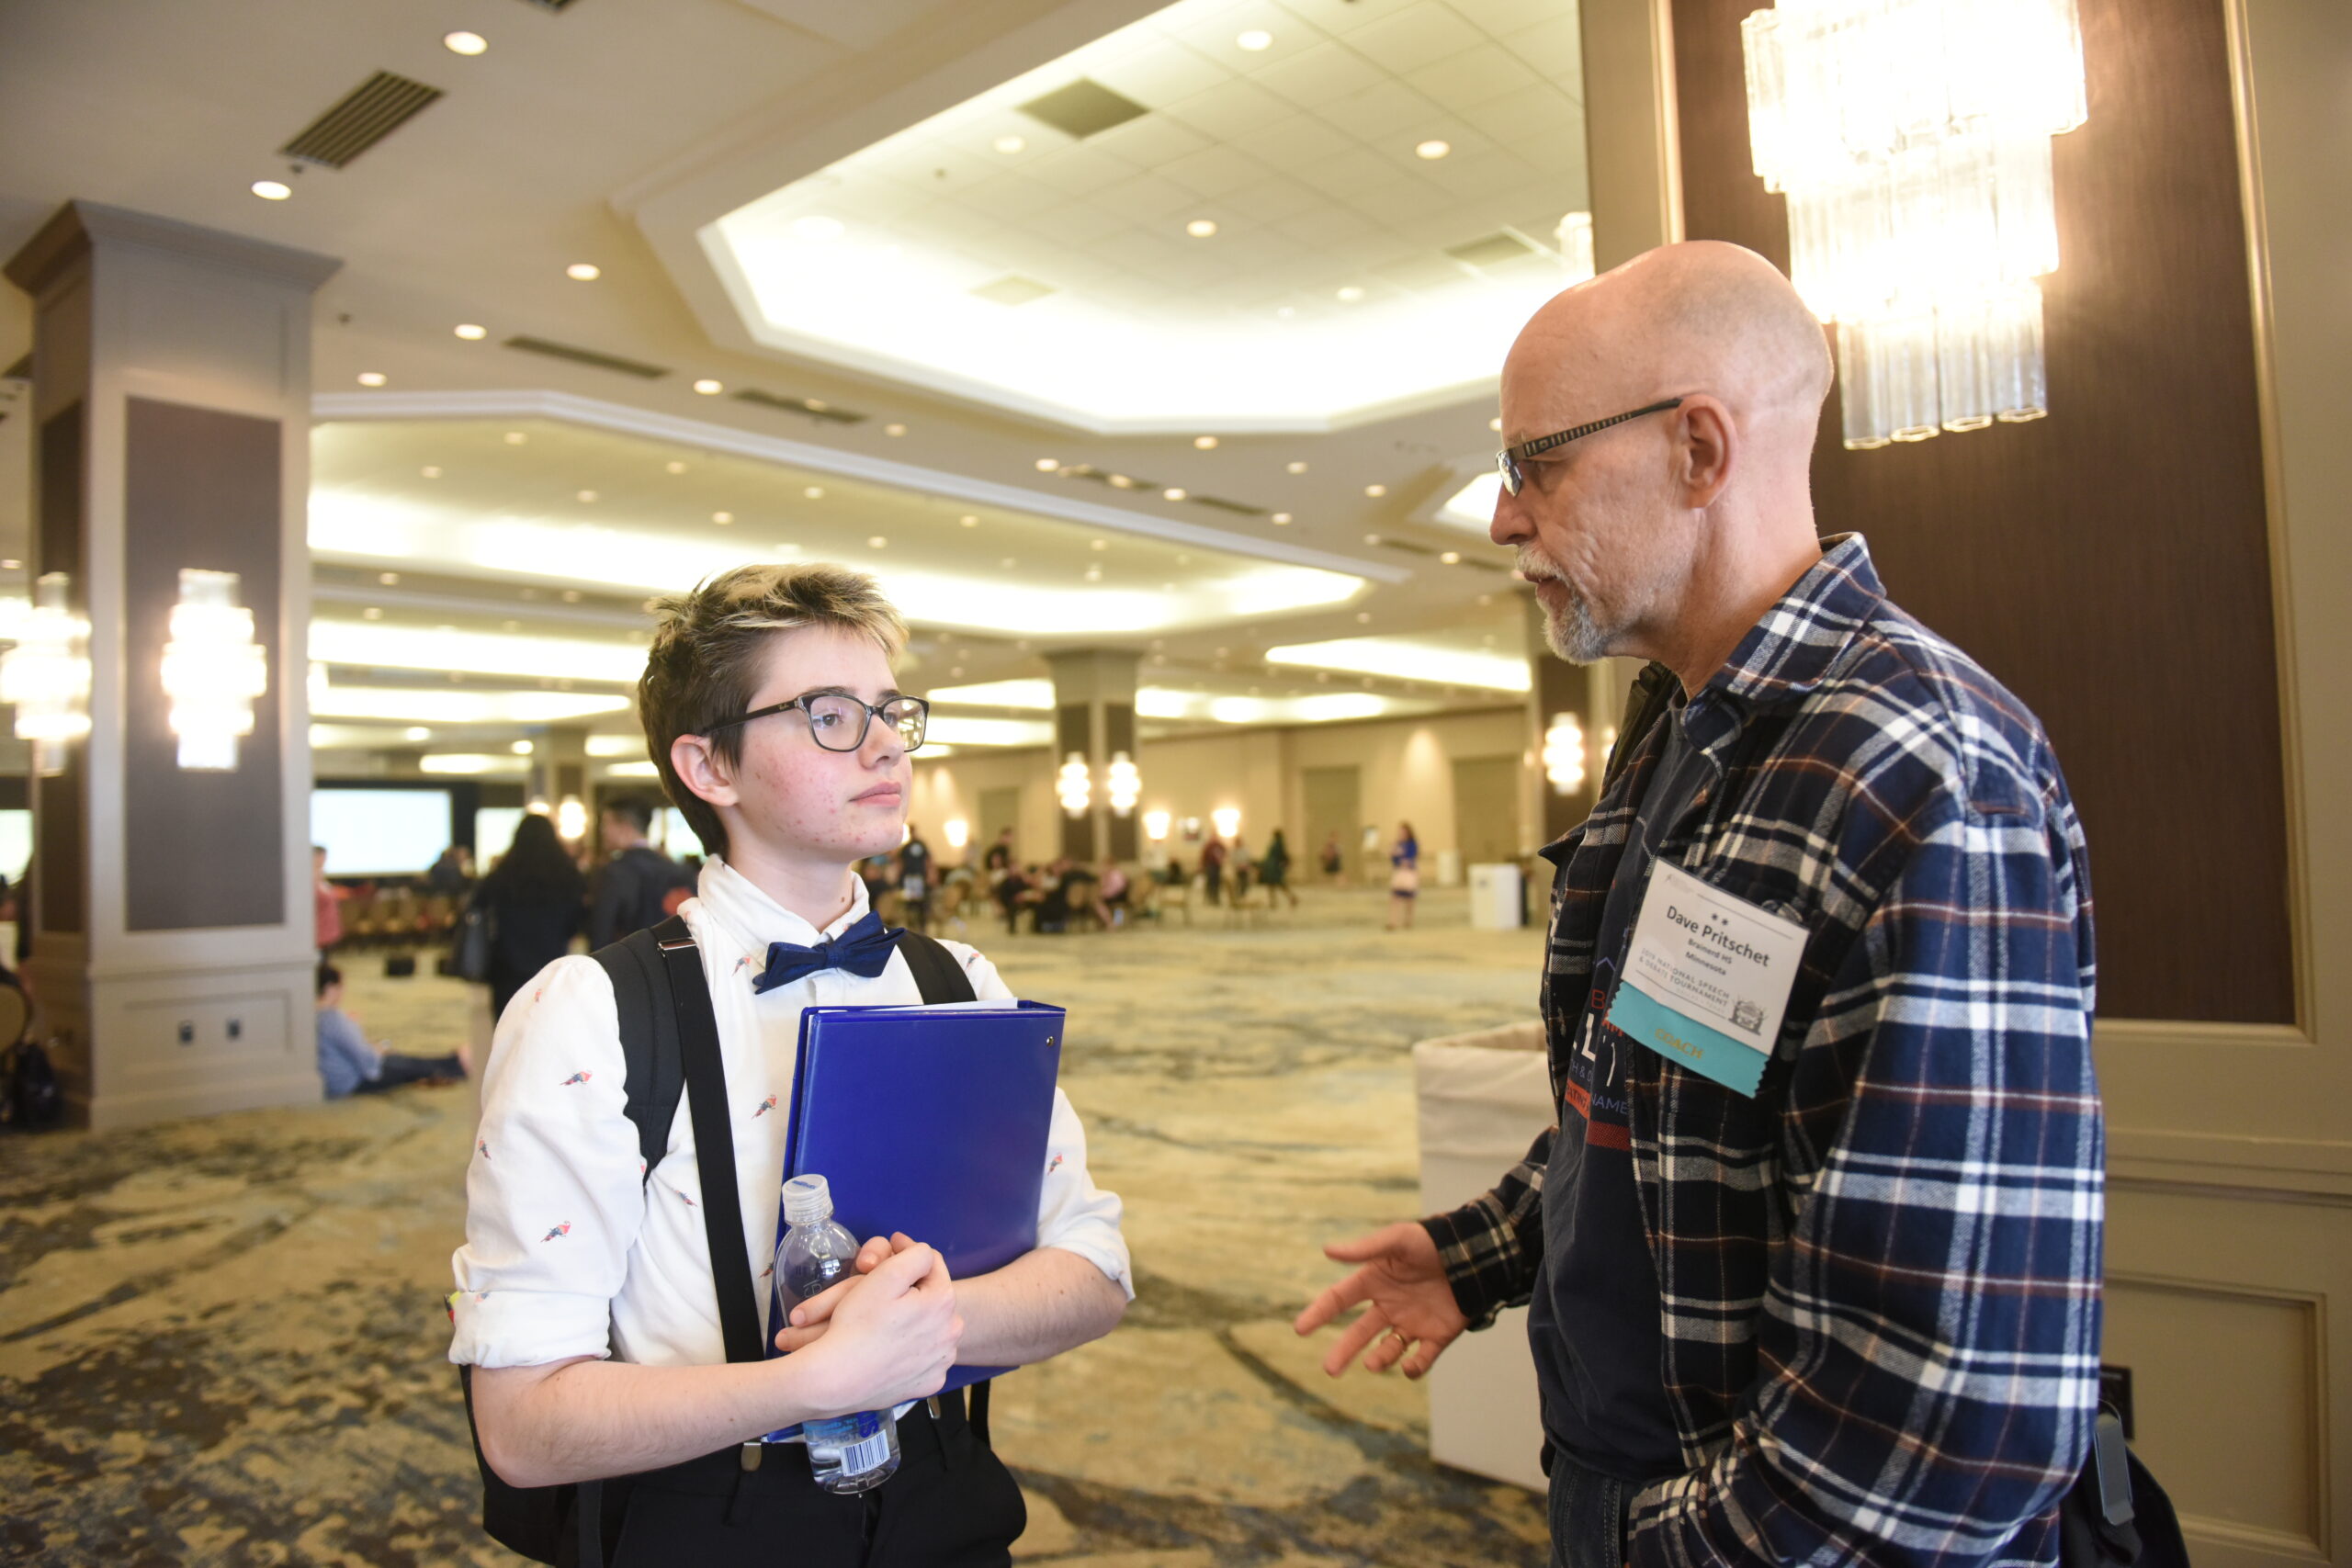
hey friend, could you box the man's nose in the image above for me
[1490,484,1532,549]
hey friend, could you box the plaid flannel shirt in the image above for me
[1425,535,2103,1568]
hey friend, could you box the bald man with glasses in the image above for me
[1298,243,2104,1568]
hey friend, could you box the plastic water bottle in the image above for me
[776,1174,902,1494]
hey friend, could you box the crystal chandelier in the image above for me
[161,568,268,771]
[1056,752,1091,818]
[1741,0,2088,447]
[0,572,93,776]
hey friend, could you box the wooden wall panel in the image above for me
[1668,0,2292,1023]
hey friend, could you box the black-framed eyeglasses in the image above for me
[1495,398,1685,495]
[702,689,930,752]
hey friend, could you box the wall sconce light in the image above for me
[1742,0,2087,446]
[1,571,92,777]
[943,818,970,851]
[1142,809,1171,842]
[1543,713,1588,795]
[1105,751,1141,817]
[1211,806,1241,839]
[162,569,267,772]
[1056,751,1091,817]
[556,794,589,841]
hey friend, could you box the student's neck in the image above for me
[726,839,859,931]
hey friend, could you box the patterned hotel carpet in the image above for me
[0,888,1552,1566]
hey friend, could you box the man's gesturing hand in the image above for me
[1292,1222,1469,1380]
[781,1238,962,1417]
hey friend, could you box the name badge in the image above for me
[1604,862,1807,1097]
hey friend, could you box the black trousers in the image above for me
[578,1394,1025,1568]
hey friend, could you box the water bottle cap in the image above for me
[783,1173,833,1225]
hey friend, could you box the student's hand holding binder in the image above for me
[786,1238,965,1417]
[774,1231,928,1355]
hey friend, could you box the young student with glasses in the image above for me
[451,563,1131,1565]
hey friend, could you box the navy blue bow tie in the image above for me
[752,910,905,994]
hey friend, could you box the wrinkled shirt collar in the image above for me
[691,857,871,962]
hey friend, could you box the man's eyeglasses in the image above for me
[1495,398,1684,496]
[702,690,930,753]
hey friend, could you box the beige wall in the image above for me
[905,747,1056,869]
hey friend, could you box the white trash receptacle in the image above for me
[1465,863,1523,929]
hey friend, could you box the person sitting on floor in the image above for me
[316,963,468,1099]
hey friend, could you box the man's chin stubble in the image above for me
[1542,591,1618,665]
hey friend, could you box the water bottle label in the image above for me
[835,1426,893,1476]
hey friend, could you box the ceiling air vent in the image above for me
[1188,494,1266,516]
[1018,79,1148,141]
[279,71,444,169]
[735,389,866,426]
[502,336,669,379]
[1444,231,1537,268]
[512,0,583,10]
[971,276,1056,307]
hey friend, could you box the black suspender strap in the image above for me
[653,923,767,1369]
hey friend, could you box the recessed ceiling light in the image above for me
[665,460,687,474]
[1090,538,1108,551]
[566,263,601,281]
[1186,219,1218,239]
[1286,460,1308,474]
[1035,457,1059,471]
[1364,483,1387,497]
[421,466,442,479]
[576,490,597,502]
[404,727,431,741]
[804,486,824,500]
[1440,551,1462,564]
[1336,285,1365,302]
[867,536,888,549]
[444,30,488,55]
[560,590,582,604]
[993,135,1026,154]
[1489,416,1503,432]
[1193,434,1218,449]
[1083,566,1102,582]
[356,371,387,387]
[1163,487,1187,502]
[791,215,845,242]
[1363,533,1382,544]
[712,511,733,524]
[1416,140,1452,161]
[363,606,383,620]
[1356,611,1373,623]
[1271,512,1293,525]
[378,571,401,586]
[1237,28,1273,51]
[510,739,534,756]
[693,378,723,395]
[251,180,291,201]
[1000,557,1017,569]
[884,423,907,437]
[959,514,978,527]
[455,323,487,340]
[1107,474,1136,489]
[503,431,527,445]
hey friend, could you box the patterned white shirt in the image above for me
[448,858,1131,1371]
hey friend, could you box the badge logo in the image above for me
[1731,998,1765,1035]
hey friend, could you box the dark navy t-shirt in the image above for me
[1526,701,1706,1483]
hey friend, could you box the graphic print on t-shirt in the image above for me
[1565,957,1634,1154]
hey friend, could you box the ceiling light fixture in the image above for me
[454,323,487,340]
[444,30,488,55]
[1416,140,1452,160]
[566,263,601,281]
[993,135,1026,153]
[421,466,441,479]
[1035,457,1060,471]
[1186,219,1218,239]
[576,490,596,502]
[377,571,400,586]
[503,431,527,445]
[1286,461,1307,474]
[959,514,978,527]
[1271,513,1292,525]
[1193,435,1218,449]
[1440,551,1462,565]
[1489,416,1503,432]
[867,536,888,549]
[252,180,291,201]
[356,372,387,388]
[1336,286,1365,302]
[1237,28,1273,51]
[711,511,733,525]
[1364,483,1386,497]
[1163,488,1186,502]
[884,423,908,436]
[804,486,825,500]
[665,460,687,474]
[693,378,723,395]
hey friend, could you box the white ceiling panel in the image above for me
[1505,15,1586,84]
[1343,6,1492,73]
[1248,40,1391,108]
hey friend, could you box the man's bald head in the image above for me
[1503,241,1832,445]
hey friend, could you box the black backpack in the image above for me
[458,915,978,1566]
[1603,663,2189,1568]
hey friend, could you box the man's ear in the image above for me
[669,733,740,812]
[1673,396,1738,511]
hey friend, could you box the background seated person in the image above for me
[316,963,467,1099]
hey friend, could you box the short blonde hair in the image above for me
[637,563,909,858]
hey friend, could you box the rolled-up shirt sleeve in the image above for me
[950,942,1134,1299]
[448,956,646,1369]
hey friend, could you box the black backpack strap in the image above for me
[896,930,978,1004]
[1602,660,1679,795]
[590,926,684,1185]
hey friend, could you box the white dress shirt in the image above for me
[448,858,1131,1371]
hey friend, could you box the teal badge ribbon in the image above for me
[1605,980,1770,1097]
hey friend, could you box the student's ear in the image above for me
[669,733,741,811]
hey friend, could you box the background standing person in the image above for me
[982,827,1014,877]
[1295,243,2102,1568]
[1318,830,1345,886]
[1385,822,1419,930]
[468,813,586,1022]
[1259,829,1299,910]
[899,825,933,933]
[588,794,694,950]
[1199,834,1227,905]
[311,845,343,957]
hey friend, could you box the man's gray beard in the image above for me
[1541,583,1616,665]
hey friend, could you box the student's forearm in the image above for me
[951,1247,1126,1367]
[473,1354,825,1488]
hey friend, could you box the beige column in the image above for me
[4,202,339,1130]
[1044,649,1141,865]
